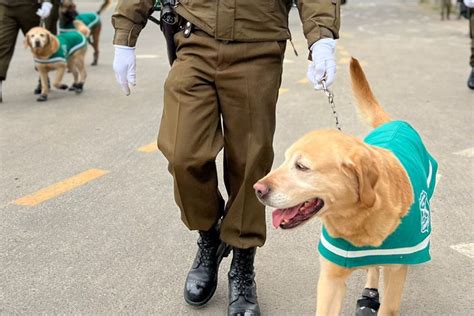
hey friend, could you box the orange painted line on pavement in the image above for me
[14,169,109,206]
[138,142,158,153]
[339,49,350,56]
[297,78,309,84]
[279,88,289,95]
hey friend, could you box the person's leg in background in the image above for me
[0,3,39,102]
[217,40,285,316]
[44,0,60,35]
[441,0,451,20]
[97,0,112,15]
[468,8,474,89]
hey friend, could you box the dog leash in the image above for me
[321,79,341,131]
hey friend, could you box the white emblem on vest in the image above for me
[419,190,430,233]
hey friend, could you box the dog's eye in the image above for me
[40,34,45,37]
[295,162,309,171]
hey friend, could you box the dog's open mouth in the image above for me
[272,198,324,229]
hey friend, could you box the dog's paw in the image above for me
[57,84,68,90]
[69,83,84,93]
[356,288,380,316]
[36,94,48,102]
[74,83,84,94]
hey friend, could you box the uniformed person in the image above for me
[0,0,52,102]
[466,0,474,89]
[112,1,340,315]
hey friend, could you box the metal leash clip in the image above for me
[320,79,341,131]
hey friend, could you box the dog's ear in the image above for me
[344,147,379,208]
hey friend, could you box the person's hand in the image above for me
[464,0,474,8]
[36,2,53,18]
[113,45,136,95]
[307,38,337,90]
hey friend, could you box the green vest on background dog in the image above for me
[34,31,87,64]
[59,12,100,33]
[319,121,438,268]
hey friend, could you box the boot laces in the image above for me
[196,232,218,267]
[230,251,254,295]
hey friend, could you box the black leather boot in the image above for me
[184,225,231,306]
[228,247,260,316]
[468,68,474,90]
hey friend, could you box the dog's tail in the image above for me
[349,57,390,128]
[73,20,91,37]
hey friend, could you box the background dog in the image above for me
[254,58,438,316]
[60,0,102,66]
[25,25,89,102]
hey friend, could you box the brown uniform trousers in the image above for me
[470,8,474,67]
[158,30,285,249]
[0,3,39,80]
[44,0,60,35]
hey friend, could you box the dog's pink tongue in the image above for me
[272,205,301,229]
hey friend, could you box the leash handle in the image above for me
[320,79,341,131]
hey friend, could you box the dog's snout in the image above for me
[253,182,270,199]
[34,40,41,47]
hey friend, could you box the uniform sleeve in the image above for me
[297,0,341,48]
[111,0,155,47]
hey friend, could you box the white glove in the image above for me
[464,0,474,8]
[307,38,337,90]
[36,2,53,18]
[113,45,136,96]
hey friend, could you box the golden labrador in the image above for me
[24,25,89,102]
[254,58,438,316]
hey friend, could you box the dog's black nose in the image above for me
[34,40,41,47]
[253,182,270,199]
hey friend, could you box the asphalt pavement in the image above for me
[1,0,473,315]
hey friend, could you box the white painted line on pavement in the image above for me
[450,243,474,259]
[136,54,160,59]
[454,147,474,158]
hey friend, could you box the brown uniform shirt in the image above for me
[112,0,340,48]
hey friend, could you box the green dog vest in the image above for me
[318,121,438,268]
[34,31,87,64]
[59,12,100,33]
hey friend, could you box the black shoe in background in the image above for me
[184,224,231,306]
[228,247,260,316]
[468,68,474,90]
